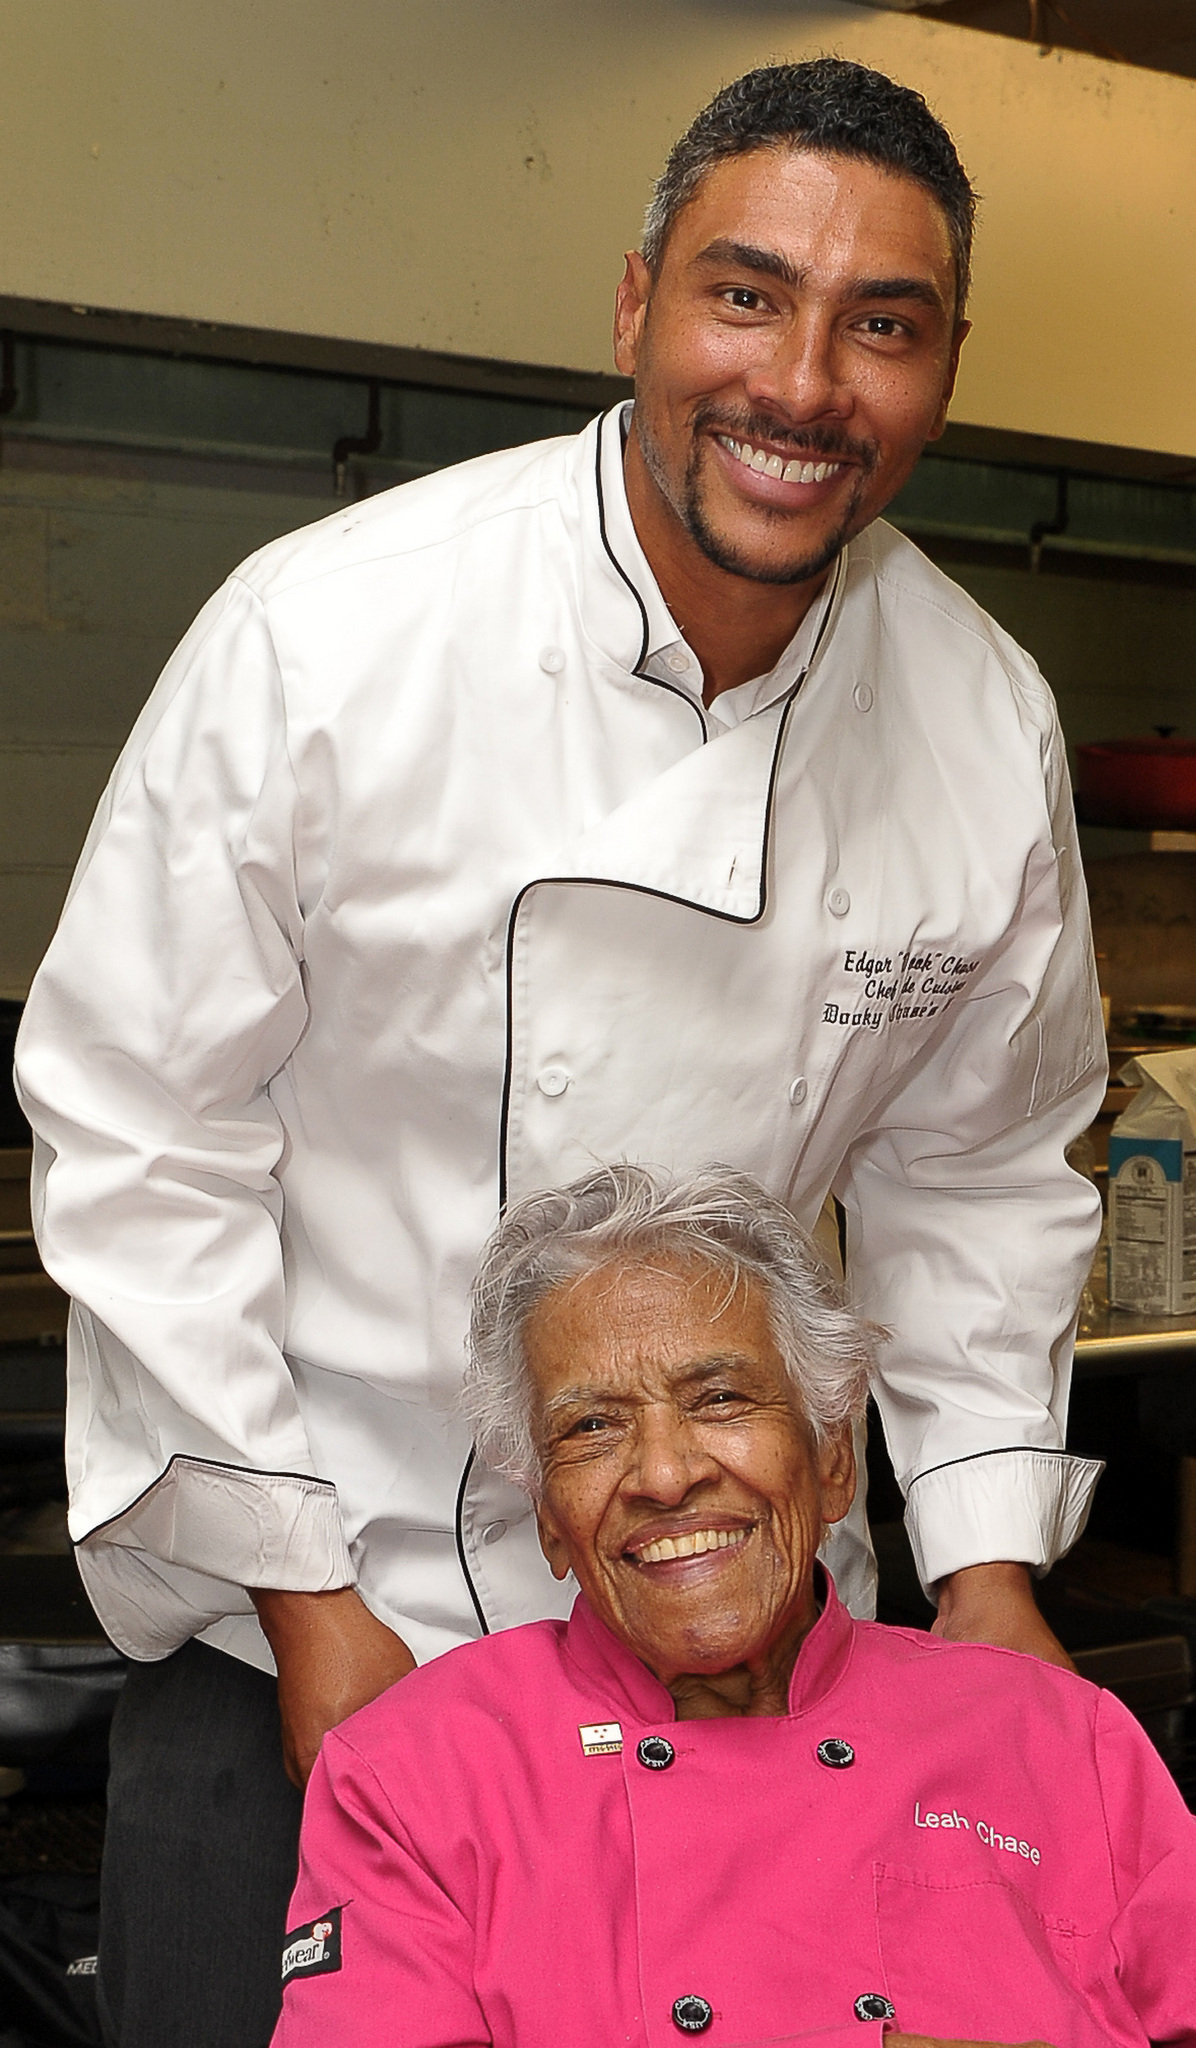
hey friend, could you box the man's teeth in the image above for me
[635,1527,748,1564]
[719,436,842,485]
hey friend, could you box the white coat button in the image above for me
[537,1065,571,1097]
[853,682,874,712]
[827,887,851,917]
[481,1521,507,1546]
[788,1077,808,1107]
[666,649,689,673]
[538,646,566,674]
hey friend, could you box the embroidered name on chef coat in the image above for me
[823,946,982,1032]
[579,1722,623,1756]
[282,1907,343,1982]
[914,1801,1041,1865]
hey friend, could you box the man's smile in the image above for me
[714,434,844,487]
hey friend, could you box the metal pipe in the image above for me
[0,333,17,416]
[0,332,16,465]
[333,379,383,496]
[1030,471,1070,573]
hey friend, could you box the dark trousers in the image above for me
[98,1640,303,2048]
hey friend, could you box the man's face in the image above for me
[529,1257,854,1684]
[614,146,968,588]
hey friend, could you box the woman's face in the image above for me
[529,1256,855,1685]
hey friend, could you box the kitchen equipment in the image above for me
[1076,735,1196,831]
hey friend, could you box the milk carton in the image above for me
[1108,1049,1196,1315]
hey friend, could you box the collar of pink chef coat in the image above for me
[561,1564,856,1723]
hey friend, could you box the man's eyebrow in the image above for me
[693,240,946,315]
[847,274,947,313]
[693,238,805,290]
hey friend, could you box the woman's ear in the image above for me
[536,1500,573,1583]
[818,1423,857,1529]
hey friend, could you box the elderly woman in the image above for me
[273,1167,1194,2048]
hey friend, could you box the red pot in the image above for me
[1075,736,1196,830]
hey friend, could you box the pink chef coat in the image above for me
[273,1576,1196,2048]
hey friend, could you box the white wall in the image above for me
[1,0,1194,455]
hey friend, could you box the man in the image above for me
[16,57,1104,2048]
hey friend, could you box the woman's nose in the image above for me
[625,1407,718,1504]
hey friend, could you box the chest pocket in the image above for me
[871,1863,1120,2048]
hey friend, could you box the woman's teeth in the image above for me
[635,1527,748,1564]
[718,436,842,485]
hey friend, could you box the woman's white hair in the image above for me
[464,1163,878,1496]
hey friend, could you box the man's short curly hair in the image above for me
[643,57,976,312]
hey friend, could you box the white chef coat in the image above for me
[15,406,1106,1673]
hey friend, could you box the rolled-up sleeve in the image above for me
[15,575,354,1659]
[837,713,1106,1591]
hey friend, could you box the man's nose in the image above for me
[743,313,850,423]
[625,1406,719,1504]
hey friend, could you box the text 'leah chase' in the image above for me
[913,1800,1040,1865]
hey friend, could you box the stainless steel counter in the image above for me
[1076,1305,1196,1375]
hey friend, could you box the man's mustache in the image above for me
[693,405,878,473]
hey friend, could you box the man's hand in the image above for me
[932,1561,1073,1671]
[251,1585,417,1786]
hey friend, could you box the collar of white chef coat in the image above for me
[592,402,838,728]
[561,1566,856,1724]
[557,407,850,920]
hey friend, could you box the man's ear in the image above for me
[925,318,971,444]
[613,251,652,378]
[818,1423,857,1529]
[536,1499,573,1582]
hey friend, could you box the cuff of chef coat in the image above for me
[905,1447,1104,1596]
[75,1456,355,1659]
